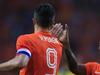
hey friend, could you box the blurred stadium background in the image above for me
[0,0,100,75]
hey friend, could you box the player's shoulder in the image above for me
[85,62,99,67]
[17,33,34,41]
[18,33,32,38]
[86,62,98,65]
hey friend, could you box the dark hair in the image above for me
[34,3,55,28]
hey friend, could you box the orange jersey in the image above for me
[16,31,63,75]
[85,62,100,75]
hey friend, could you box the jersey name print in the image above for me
[39,35,59,43]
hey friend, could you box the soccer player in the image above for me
[0,3,68,75]
[55,26,100,75]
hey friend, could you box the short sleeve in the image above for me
[85,62,97,75]
[16,35,32,58]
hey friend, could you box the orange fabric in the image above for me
[85,62,100,75]
[16,31,63,75]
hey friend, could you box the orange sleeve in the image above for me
[85,62,97,75]
[16,35,32,53]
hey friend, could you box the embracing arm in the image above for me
[62,24,86,75]
[63,29,86,75]
[65,47,86,75]
[50,23,87,75]
[0,54,29,71]
[63,32,86,75]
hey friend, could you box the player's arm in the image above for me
[50,23,86,75]
[61,25,86,75]
[0,51,30,71]
[65,47,86,75]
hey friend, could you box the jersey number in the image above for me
[46,48,57,75]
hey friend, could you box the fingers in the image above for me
[50,24,58,31]
[50,23,62,35]
[57,28,63,37]
[64,24,69,33]
[65,24,68,28]
[50,23,69,38]
[54,24,63,35]
[53,23,62,33]
[64,24,68,30]
[50,23,60,33]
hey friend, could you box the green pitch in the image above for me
[58,71,74,75]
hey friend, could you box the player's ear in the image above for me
[52,16,55,24]
[32,18,36,24]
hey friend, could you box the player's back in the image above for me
[18,31,62,75]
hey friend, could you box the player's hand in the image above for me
[50,23,69,44]
[50,23,63,38]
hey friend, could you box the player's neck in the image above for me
[34,25,49,33]
[36,28,49,33]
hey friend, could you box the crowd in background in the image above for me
[0,0,100,75]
